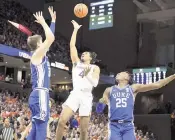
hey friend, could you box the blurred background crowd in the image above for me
[0,89,157,140]
[1,0,175,139]
[0,0,74,67]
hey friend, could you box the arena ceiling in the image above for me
[0,55,72,85]
[133,0,175,46]
[134,0,175,24]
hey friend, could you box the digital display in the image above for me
[89,0,114,30]
[51,62,69,71]
[132,67,167,84]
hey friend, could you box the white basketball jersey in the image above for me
[72,62,95,91]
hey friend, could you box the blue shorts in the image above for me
[28,88,50,121]
[27,89,50,140]
[108,122,136,140]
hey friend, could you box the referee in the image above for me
[1,118,17,140]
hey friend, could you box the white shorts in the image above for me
[63,90,93,116]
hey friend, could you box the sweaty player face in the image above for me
[116,72,130,82]
[81,52,92,62]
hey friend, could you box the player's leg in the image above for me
[28,90,50,140]
[123,123,136,140]
[108,123,122,140]
[56,106,74,140]
[35,119,48,140]
[27,91,37,140]
[56,91,79,140]
[37,90,50,140]
[79,94,93,140]
[26,121,36,140]
[79,116,90,140]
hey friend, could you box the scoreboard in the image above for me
[132,67,167,84]
[89,0,114,30]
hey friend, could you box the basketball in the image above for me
[74,3,88,18]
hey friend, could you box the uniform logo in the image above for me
[126,88,129,93]
[40,110,46,120]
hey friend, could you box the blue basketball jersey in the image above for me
[108,85,135,121]
[30,56,51,90]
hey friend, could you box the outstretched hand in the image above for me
[99,98,106,104]
[33,11,45,25]
[48,6,56,22]
[71,20,82,30]
[83,66,91,77]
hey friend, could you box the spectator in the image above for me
[1,118,17,140]
[5,75,10,82]
[1,0,73,67]
[0,0,157,139]
[70,115,79,129]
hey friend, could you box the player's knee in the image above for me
[57,117,67,128]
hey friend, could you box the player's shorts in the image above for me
[108,121,136,140]
[28,88,50,121]
[63,89,93,116]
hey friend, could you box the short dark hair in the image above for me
[27,35,42,51]
[89,52,97,64]
[115,71,134,85]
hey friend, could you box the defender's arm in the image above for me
[99,87,111,105]
[31,12,55,65]
[132,74,175,94]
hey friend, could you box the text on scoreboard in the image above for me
[89,0,114,30]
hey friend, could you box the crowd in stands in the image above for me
[0,0,157,139]
[0,74,13,83]
[0,0,72,67]
[0,88,156,140]
[0,74,5,81]
[0,73,26,88]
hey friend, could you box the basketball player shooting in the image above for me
[27,7,55,140]
[56,20,100,140]
[99,71,175,140]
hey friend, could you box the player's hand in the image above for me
[99,98,105,104]
[71,20,82,30]
[48,6,56,22]
[83,66,91,77]
[33,11,45,25]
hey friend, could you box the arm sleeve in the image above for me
[49,22,55,34]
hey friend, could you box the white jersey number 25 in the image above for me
[116,98,127,108]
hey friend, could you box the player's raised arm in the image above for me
[70,20,82,64]
[99,87,111,105]
[30,11,55,65]
[48,6,56,34]
[84,65,100,87]
[132,74,175,94]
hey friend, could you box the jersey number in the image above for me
[116,98,127,108]
[79,71,84,77]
